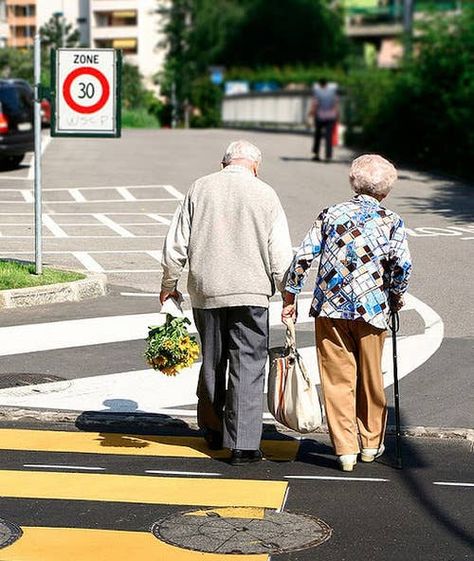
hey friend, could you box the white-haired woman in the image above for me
[282,154,412,471]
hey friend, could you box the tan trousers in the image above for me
[315,317,387,455]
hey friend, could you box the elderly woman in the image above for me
[282,154,412,471]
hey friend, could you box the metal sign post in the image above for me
[34,33,42,275]
[51,48,121,138]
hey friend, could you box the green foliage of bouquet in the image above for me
[145,315,200,376]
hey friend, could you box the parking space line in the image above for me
[0,198,178,204]
[69,189,87,202]
[72,252,104,272]
[116,188,136,201]
[162,185,184,200]
[147,251,162,263]
[92,214,135,238]
[43,215,68,238]
[21,190,34,202]
[433,482,474,488]
[147,213,171,225]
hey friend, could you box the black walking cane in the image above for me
[390,310,403,469]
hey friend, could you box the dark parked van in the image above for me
[0,79,34,168]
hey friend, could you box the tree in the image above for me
[39,14,81,49]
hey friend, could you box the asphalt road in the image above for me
[0,424,471,561]
[0,129,472,428]
[0,129,473,560]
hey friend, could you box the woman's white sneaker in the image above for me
[361,444,385,463]
[337,454,358,472]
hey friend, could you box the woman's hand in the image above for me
[281,291,297,323]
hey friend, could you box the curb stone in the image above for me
[0,273,107,309]
[0,406,471,443]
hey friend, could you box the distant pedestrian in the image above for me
[282,154,412,472]
[309,79,339,162]
[160,140,293,465]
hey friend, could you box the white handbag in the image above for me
[268,320,322,433]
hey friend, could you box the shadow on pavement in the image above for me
[384,409,474,550]
[403,179,474,223]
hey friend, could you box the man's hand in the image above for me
[389,293,404,313]
[160,289,182,305]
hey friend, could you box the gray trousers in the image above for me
[193,306,269,450]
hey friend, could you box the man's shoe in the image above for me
[204,430,223,451]
[361,444,385,463]
[312,155,320,161]
[337,454,358,472]
[230,449,263,466]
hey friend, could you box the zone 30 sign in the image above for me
[52,48,121,138]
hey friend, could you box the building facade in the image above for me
[36,0,90,46]
[343,0,463,67]
[89,0,166,91]
[0,1,8,47]
[6,0,36,48]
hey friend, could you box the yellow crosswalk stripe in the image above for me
[0,526,269,561]
[0,428,298,460]
[0,470,288,509]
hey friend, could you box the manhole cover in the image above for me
[0,373,69,391]
[152,507,332,554]
[0,518,22,549]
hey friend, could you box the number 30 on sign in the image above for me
[52,48,121,138]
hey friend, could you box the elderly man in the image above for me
[160,140,293,465]
[283,154,412,471]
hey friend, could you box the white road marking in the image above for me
[284,476,389,482]
[162,184,184,200]
[92,213,135,238]
[21,190,34,202]
[27,134,52,181]
[147,251,162,263]
[147,213,171,225]
[0,184,175,193]
[0,198,178,205]
[433,482,474,488]
[42,215,68,238]
[120,292,160,297]
[116,187,136,201]
[23,464,105,471]
[1,250,162,255]
[69,189,86,202]
[72,252,104,273]
[0,235,164,239]
[145,470,222,477]
[461,237,474,241]
[0,212,174,216]
[0,296,444,415]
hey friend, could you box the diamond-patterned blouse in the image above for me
[285,194,412,330]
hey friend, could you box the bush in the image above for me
[190,77,223,128]
[345,7,474,179]
[122,108,160,128]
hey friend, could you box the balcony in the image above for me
[344,0,460,38]
[91,25,138,40]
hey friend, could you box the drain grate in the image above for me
[152,507,332,554]
[0,373,66,389]
[0,518,22,549]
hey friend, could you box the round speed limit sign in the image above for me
[54,48,120,137]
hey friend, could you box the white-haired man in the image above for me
[160,140,293,465]
[283,154,412,472]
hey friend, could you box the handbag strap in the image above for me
[283,319,297,351]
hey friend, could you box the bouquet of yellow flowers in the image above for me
[145,314,200,376]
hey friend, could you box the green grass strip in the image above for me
[0,260,85,290]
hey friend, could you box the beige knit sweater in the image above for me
[161,165,293,309]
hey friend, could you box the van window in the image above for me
[0,87,32,114]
